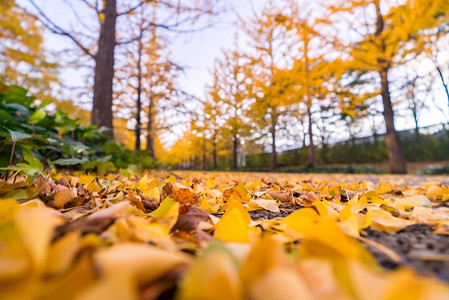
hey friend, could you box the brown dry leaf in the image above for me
[302,191,319,205]
[127,191,147,212]
[160,182,175,201]
[266,190,291,202]
[171,206,210,233]
[173,188,199,205]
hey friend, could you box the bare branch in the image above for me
[117,0,154,17]
[19,0,95,59]
[78,0,101,14]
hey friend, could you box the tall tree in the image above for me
[212,50,252,170]
[243,0,294,171]
[204,77,225,169]
[330,0,449,173]
[115,21,181,157]
[21,0,223,138]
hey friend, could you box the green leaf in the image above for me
[0,163,43,176]
[120,168,131,178]
[0,109,14,123]
[96,155,112,163]
[23,152,43,170]
[8,129,31,142]
[51,158,88,166]
[30,108,46,124]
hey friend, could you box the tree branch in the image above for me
[20,0,95,59]
[117,0,154,17]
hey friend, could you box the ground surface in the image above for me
[1,171,449,299]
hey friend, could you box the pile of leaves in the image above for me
[0,82,157,176]
[1,171,449,299]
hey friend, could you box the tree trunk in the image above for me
[232,135,238,170]
[135,36,143,150]
[270,112,277,171]
[146,97,154,158]
[307,104,316,166]
[374,1,406,174]
[202,152,206,170]
[212,132,217,169]
[91,0,117,138]
[379,67,407,174]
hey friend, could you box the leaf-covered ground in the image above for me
[1,171,449,300]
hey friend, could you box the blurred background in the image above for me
[1,0,449,174]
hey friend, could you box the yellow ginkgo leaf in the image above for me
[394,195,431,210]
[199,199,213,213]
[0,239,31,282]
[252,199,279,213]
[384,268,449,300]
[367,208,413,232]
[224,197,252,225]
[133,174,148,190]
[426,185,446,200]
[76,270,138,300]
[282,208,321,236]
[240,234,286,289]
[177,243,243,300]
[46,231,81,276]
[297,218,376,265]
[85,181,102,193]
[248,266,313,300]
[94,243,190,285]
[214,208,250,243]
[77,174,95,185]
[15,207,63,273]
[377,181,393,194]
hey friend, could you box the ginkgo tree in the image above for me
[115,8,182,158]
[0,0,57,97]
[203,76,226,169]
[211,50,253,170]
[242,0,296,171]
[329,0,449,173]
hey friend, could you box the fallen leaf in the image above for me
[15,207,63,273]
[249,266,313,300]
[394,195,431,210]
[54,187,77,208]
[94,243,190,285]
[426,185,446,200]
[173,188,199,205]
[172,206,210,233]
[252,199,280,213]
[177,243,243,300]
[214,208,250,243]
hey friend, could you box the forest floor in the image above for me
[1,171,449,299]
